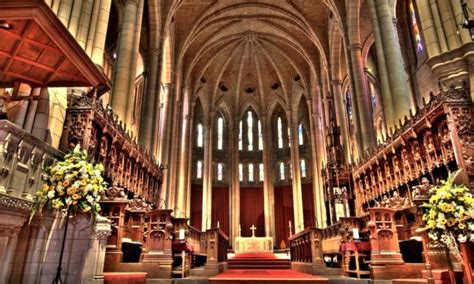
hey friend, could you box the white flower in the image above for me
[436,222,446,230]
[85,184,93,192]
[458,234,467,243]
[94,170,101,177]
[470,233,474,242]
[469,223,474,231]
[428,232,439,241]
[65,198,72,205]
[47,191,55,199]
[86,195,94,203]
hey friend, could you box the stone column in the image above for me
[201,112,214,230]
[22,88,41,133]
[57,0,73,28]
[82,217,112,283]
[374,0,413,125]
[437,0,461,50]
[429,0,449,53]
[417,0,441,57]
[111,0,144,124]
[85,0,100,56]
[367,0,396,132]
[175,100,192,217]
[347,43,376,151]
[287,111,304,233]
[0,211,26,284]
[67,0,83,37]
[331,80,351,161]
[231,116,241,247]
[139,49,160,149]
[76,0,93,49]
[91,0,112,66]
[31,88,50,142]
[261,115,274,238]
[157,84,173,208]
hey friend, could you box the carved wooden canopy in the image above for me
[0,0,110,94]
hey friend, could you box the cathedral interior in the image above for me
[0,0,473,283]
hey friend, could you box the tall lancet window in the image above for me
[277,117,283,149]
[217,163,224,181]
[217,117,224,150]
[197,161,203,179]
[239,163,243,181]
[248,163,254,182]
[259,163,264,181]
[247,111,253,151]
[409,0,423,53]
[197,124,204,147]
[300,159,307,178]
[279,162,285,180]
[289,163,293,179]
[258,120,263,150]
[239,121,243,150]
[298,124,304,145]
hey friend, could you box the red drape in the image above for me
[240,187,264,237]
[273,185,294,249]
[190,184,203,230]
[302,183,315,228]
[212,186,229,235]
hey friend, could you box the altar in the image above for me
[234,225,273,253]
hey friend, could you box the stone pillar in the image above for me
[31,88,50,142]
[175,100,192,217]
[0,210,26,284]
[417,0,441,57]
[450,1,471,44]
[57,0,73,28]
[347,43,376,151]
[374,0,413,125]
[261,115,274,238]
[287,111,304,233]
[76,0,93,49]
[22,88,40,133]
[85,0,100,57]
[157,84,173,208]
[111,0,144,124]
[81,217,112,283]
[91,0,112,66]
[331,80,351,161]
[201,112,214,230]
[68,0,83,37]
[437,0,461,50]
[367,0,396,132]
[9,83,31,129]
[231,115,241,247]
[139,49,160,149]
[430,0,449,53]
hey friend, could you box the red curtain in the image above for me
[274,185,294,249]
[190,184,203,230]
[212,186,229,235]
[302,183,315,228]
[240,187,264,237]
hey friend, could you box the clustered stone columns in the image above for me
[331,80,351,161]
[201,112,215,230]
[111,0,144,126]
[261,115,275,238]
[287,111,305,233]
[0,212,24,284]
[231,115,241,246]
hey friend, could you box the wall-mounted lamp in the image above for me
[461,0,474,40]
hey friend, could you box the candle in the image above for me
[289,221,292,227]
[217,221,220,228]
[179,228,185,240]
[352,228,360,239]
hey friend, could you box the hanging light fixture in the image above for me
[461,0,474,40]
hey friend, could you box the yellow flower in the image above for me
[72,193,81,200]
[80,179,87,186]
[82,206,91,212]
[42,184,49,192]
[439,217,447,225]
[63,180,70,187]
[447,218,456,227]
[67,188,76,195]
[458,223,466,229]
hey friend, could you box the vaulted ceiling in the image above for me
[167,0,332,115]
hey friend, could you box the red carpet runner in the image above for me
[210,253,328,284]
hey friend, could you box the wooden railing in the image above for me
[353,85,473,215]
[0,120,62,210]
[289,227,320,263]
[206,227,228,264]
[187,224,207,255]
[60,94,163,203]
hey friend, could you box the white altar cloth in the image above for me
[234,236,273,253]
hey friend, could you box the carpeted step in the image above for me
[392,279,428,284]
[210,269,329,284]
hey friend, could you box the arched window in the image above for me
[300,159,307,178]
[277,117,283,149]
[298,124,304,145]
[239,163,243,181]
[289,163,293,179]
[217,117,224,150]
[197,124,204,147]
[248,163,254,182]
[238,121,243,151]
[197,161,203,179]
[369,81,377,109]
[288,127,291,148]
[258,120,263,150]
[409,0,423,53]
[259,163,264,181]
[217,163,224,181]
[279,162,285,180]
[247,111,253,151]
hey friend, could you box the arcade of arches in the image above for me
[0,0,473,283]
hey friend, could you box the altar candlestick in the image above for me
[217,221,220,228]
[179,228,185,240]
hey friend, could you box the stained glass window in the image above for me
[248,163,254,182]
[247,111,253,151]
[298,124,304,145]
[289,163,293,179]
[300,159,307,178]
[217,117,224,150]
[239,163,243,181]
[279,162,285,180]
[369,82,377,109]
[409,0,423,53]
[259,163,264,181]
[197,161,203,179]
[288,127,291,148]
[217,163,224,181]
[238,121,243,151]
[277,117,283,149]
[197,124,203,147]
[258,120,263,150]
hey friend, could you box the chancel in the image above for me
[0,0,473,284]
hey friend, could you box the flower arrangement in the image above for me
[30,145,107,224]
[421,172,474,249]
